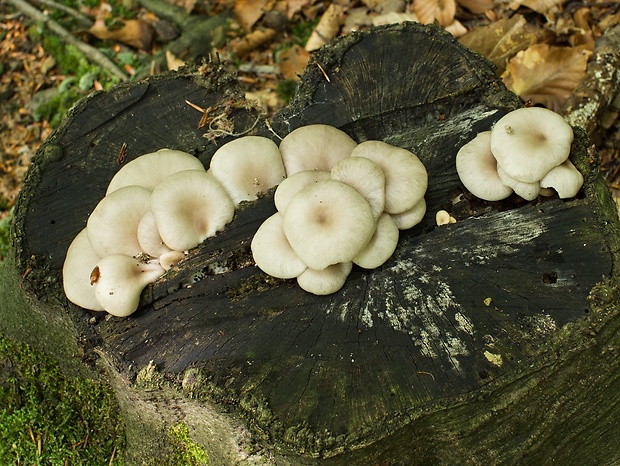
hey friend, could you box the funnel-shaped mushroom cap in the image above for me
[62,228,104,311]
[87,185,152,258]
[297,262,353,295]
[106,148,205,195]
[137,210,172,258]
[331,156,386,220]
[92,255,165,317]
[209,136,286,205]
[456,131,513,201]
[497,166,540,201]
[390,198,427,230]
[150,170,235,252]
[490,107,574,183]
[283,180,375,270]
[351,140,428,214]
[274,170,331,213]
[540,159,584,198]
[251,213,307,279]
[279,124,357,175]
[353,213,399,269]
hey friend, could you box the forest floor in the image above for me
[1,0,620,462]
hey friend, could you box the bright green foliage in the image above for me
[0,335,125,465]
[168,423,209,466]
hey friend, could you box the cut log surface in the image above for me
[12,23,620,463]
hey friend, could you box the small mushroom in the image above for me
[296,262,353,295]
[150,170,235,252]
[331,156,386,220]
[274,170,331,213]
[539,159,584,199]
[92,255,165,317]
[106,148,205,195]
[251,212,307,279]
[209,136,286,206]
[87,185,152,258]
[279,124,357,175]
[283,179,375,270]
[455,131,513,201]
[490,107,574,183]
[351,140,428,214]
[497,166,540,201]
[353,213,399,269]
[435,210,457,226]
[62,228,104,311]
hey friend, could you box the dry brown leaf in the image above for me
[456,0,494,14]
[502,44,591,111]
[278,44,310,79]
[231,28,278,57]
[459,15,545,74]
[88,18,153,50]
[445,19,468,37]
[235,0,271,32]
[412,0,456,27]
[510,0,566,16]
[286,0,314,19]
[305,4,346,51]
[165,50,185,71]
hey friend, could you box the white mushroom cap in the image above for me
[159,250,186,270]
[137,210,172,258]
[331,156,386,220]
[283,179,375,270]
[351,140,428,214]
[150,170,235,252]
[87,185,152,258]
[92,255,165,317]
[279,124,357,175]
[297,262,353,295]
[106,148,205,195]
[353,213,399,269]
[540,159,584,198]
[62,228,104,311]
[390,198,427,230]
[490,107,574,183]
[209,136,286,206]
[274,170,331,213]
[456,131,513,201]
[435,210,456,226]
[497,166,540,201]
[251,212,307,279]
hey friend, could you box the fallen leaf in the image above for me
[286,0,314,19]
[510,0,567,17]
[459,15,546,74]
[235,0,271,31]
[165,50,185,71]
[305,4,346,51]
[502,43,591,111]
[456,0,494,14]
[412,0,456,27]
[231,28,278,57]
[278,44,310,79]
[88,18,153,50]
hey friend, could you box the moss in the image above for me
[0,334,125,464]
[0,208,11,261]
[168,423,209,466]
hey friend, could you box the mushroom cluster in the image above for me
[63,141,284,317]
[251,125,428,295]
[456,107,583,201]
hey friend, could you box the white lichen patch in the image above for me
[455,312,474,335]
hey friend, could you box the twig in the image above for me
[4,0,128,81]
[31,0,93,27]
[561,23,620,136]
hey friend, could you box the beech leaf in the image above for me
[412,0,457,27]
[501,43,591,111]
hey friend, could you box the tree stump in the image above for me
[7,23,620,464]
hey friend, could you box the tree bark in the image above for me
[5,22,620,464]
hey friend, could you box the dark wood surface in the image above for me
[13,22,619,461]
